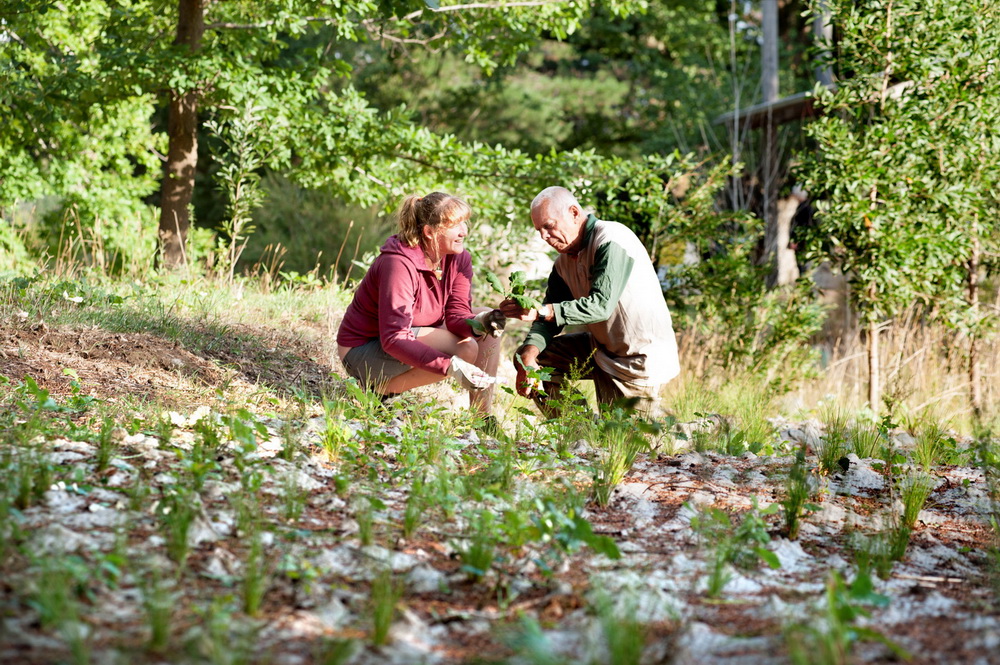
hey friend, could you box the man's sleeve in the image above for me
[550,241,634,326]
[521,269,573,354]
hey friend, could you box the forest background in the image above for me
[2,0,1000,429]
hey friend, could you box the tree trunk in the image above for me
[968,218,982,421]
[812,0,834,87]
[759,0,784,285]
[158,0,206,269]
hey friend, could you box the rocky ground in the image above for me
[2,323,1000,664]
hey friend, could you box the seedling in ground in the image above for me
[781,445,817,540]
[369,568,403,646]
[785,564,909,664]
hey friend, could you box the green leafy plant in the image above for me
[520,496,621,575]
[486,270,542,310]
[689,498,781,597]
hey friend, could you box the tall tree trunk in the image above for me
[968,217,982,421]
[158,0,206,269]
[759,0,787,285]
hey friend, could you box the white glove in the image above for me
[448,356,495,391]
[472,309,507,338]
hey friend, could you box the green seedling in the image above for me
[782,445,818,540]
[785,565,909,664]
[156,486,197,566]
[486,270,542,310]
[369,568,403,646]
[242,534,269,617]
[455,510,497,582]
[689,498,780,597]
[899,471,935,530]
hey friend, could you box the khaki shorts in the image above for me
[341,337,418,390]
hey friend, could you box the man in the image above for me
[500,186,680,418]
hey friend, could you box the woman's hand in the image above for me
[472,309,507,338]
[448,356,495,391]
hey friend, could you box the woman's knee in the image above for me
[455,337,479,363]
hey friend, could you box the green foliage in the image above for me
[455,510,497,583]
[482,269,543,310]
[800,0,1000,330]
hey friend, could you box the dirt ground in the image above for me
[2,321,1000,664]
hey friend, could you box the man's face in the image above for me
[531,202,584,254]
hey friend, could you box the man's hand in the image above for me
[500,299,552,323]
[514,346,542,397]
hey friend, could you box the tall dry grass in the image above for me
[672,302,998,433]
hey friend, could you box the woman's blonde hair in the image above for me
[396,192,471,247]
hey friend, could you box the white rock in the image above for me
[43,489,87,514]
[405,564,447,593]
[767,538,813,575]
[32,523,103,553]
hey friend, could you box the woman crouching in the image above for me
[336,192,505,414]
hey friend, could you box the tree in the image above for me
[800,0,1000,416]
[1,0,635,268]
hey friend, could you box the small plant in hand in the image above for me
[491,270,542,309]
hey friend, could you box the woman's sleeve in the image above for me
[444,252,475,338]
[377,259,452,376]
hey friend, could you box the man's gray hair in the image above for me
[531,186,579,212]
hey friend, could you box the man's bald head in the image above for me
[529,186,588,255]
[530,186,579,215]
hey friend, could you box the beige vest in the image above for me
[554,220,680,387]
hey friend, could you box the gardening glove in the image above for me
[472,309,507,338]
[448,355,495,391]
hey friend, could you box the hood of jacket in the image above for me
[380,235,434,273]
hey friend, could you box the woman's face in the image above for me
[426,217,469,257]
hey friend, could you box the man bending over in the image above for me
[500,186,680,418]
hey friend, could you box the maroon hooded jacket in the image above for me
[336,235,475,375]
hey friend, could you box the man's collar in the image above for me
[567,214,597,257]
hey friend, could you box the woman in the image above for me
[336,192,505,414]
